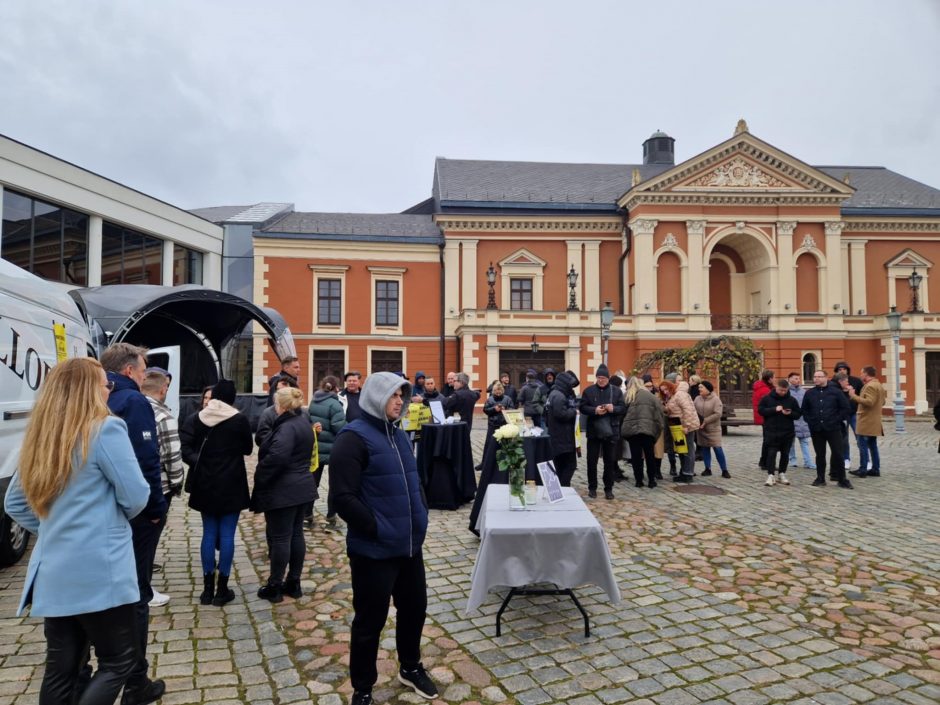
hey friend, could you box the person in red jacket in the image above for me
[751,369,775,469]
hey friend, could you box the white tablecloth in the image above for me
[466,485,621,613]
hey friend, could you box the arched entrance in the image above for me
[706,230,776,331]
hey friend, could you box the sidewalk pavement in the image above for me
[1,424,939,704]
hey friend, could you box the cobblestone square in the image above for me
[1,423,939,704]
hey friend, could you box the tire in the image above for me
[0,511,29,567]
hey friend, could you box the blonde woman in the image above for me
[251,386,316,602]
[4,358,152,705]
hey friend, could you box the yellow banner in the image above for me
[402,403,432,431]
[53,323,68,362]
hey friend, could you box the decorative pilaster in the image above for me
[776,222,796,314]
[824,222,845,322]
[630,219,657,319]
[686,220,706,323]
[848,240,868,314]
[583,240,601,310]
[460,240,478,311]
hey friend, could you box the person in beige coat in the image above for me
[661,380,700,483]
[694,381,729,478]
[842,366,886,477]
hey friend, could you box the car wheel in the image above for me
[0,512,29,566]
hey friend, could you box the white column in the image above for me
[824,222,845,325]
[848,240,868,314]
[486,333,499,388]
[630,219,657,329]
[913,337,928,414]
[88,215,103,286]
[686,220,706,329]
[161,240,175,286]
[203,251,222,290]
[460,240,478,311]
[584,240,601,310]
[443,240,460,322]
[840,240,851,315]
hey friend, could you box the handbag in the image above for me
[309,430,320,472]
[594,414,615,440]
[184,429,212,493]
[669,424,688,454]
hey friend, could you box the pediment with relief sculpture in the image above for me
[618,130,855,207]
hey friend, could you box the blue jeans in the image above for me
[789,437,816,468]
[701,446,727,472]
[842,414,864,462]
[858,435,880,472]
[201,512,240,576]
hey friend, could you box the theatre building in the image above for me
[245,122,940,412]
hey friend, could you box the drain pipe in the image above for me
[438,241,446,382]
[618,216,631,314]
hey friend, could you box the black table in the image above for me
[416,422,476,510]
[467,434,554,533]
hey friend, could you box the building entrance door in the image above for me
[498,350,567,389]
[719,370,751,410]
[926,352,940,410]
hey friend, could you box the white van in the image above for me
[0,260,92,564]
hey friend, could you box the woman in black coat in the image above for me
[181,379,253,606]
[545,370,580,486]
[251,386,316,603]
[482,381,516,457]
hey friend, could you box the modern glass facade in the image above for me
[173,243,204,285]
[1,189,88,284]
[101,221,163,284]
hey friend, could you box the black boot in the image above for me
[257,580,283,603]
[199,572,215,606]
[212,574,235,606]
[282,577,303,599]
[120,677,166,705]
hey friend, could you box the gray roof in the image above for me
[434,158,671,207]
[435,158,940,214]
[816,167,940,211]
[260,212,441,243]
[190,203,293,224]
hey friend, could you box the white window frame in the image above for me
[369,266,406,335]
[310,264,349,334]
[367,345,407,375]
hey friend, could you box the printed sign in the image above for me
[402,402,433,431]
[502,408,525,427]
[429,400,446,424]
[536,460,565,503]
[53,323,68,362]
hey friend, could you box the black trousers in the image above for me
[628,435,657,485]
[766,438,793,474]
[586,437,618,491]
[349,552,427,692]
[42,603,137,705]
[552,451,577,487]
[264,504,307,583]
[127,510,165,685]
[811,427,845,482]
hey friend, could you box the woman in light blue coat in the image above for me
[4,357,150,705]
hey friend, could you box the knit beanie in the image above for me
[595,364,610,379]
[664,372,679,383]
[212,379,237,405]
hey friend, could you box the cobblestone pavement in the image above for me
[2,421,939,704]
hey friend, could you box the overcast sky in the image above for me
[1,1,938,214]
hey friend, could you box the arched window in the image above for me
[802,352,818,381]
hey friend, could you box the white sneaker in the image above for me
[149,589,170,607]
[765,475,775,486]
[778,473,790,485]
[844,459,851,470]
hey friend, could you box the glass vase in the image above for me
[508,463,526,510]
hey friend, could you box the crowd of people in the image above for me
[3,346,893,705]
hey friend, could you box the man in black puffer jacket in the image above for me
[545,370,580,486]
[330,373,438,705]
[800,370,852,489]
[579,364,626,500]
[442,372,481,431]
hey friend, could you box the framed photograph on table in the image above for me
[536,461,565,503]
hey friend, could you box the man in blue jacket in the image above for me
[800,369,853,490]
[330,372,437,705]
[101,343,166,705]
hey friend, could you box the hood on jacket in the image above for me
[199,398,240,427]
[360,371,412,420]
[312,389,338,403]
[553,370,580,396]
[677,381,690,394]
[543,367,556,379]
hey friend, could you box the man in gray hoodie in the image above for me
[329,372,437,705]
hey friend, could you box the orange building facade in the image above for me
[246,123,940,413]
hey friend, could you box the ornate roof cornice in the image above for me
[842,218,940,233]
[434,215,623,233]
[621,192,847,210]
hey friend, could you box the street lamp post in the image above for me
[567,265,579,311]
[601,300,614,367]
[886,306,906,433]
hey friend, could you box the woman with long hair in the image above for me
[181,379,253,607]
[4,358,151,705]
[251,386,317,603]
[621,377,664,488]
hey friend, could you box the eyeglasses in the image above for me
[104,381,115,391]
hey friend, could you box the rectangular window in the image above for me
[510,278,533,310]
[371,350,403,374]
[318,279,342,325]
[375,280,399,326]
[313,349,346,388]
[102,222,162,284]
[173,244,203,285]
[2,190,88,285]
